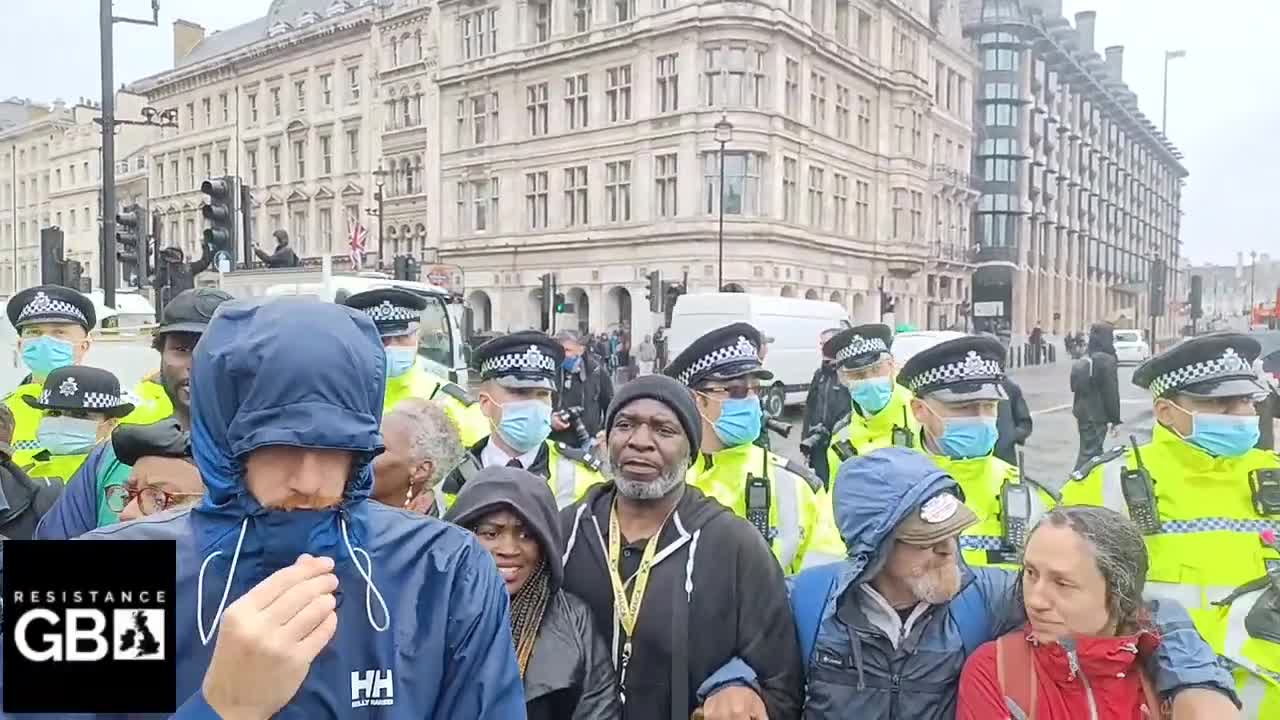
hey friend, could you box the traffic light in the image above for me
[393,255,421,281]
[1188,275,1203,320]
[554,292,567,313]
[116,203,146,287]
[1149,258,1167,317]
[201,176,238,267]
[40,227,66,286]
[646,270,661,313]
[539,273,554,330]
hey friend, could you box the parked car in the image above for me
[1113,329,1151,365]
[890,331,969,370]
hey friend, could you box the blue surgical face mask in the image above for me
[384,347,417,378]
[22,336,75,379]
[936,416,999,459]
[713,397,763,447]
[849,377,894,415]
[494,399,553,454]
[1181,410,1260,458]
[36,415,101,456]
[562,355,581,371]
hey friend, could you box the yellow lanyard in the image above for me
[606,501,666,702]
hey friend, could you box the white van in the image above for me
[666,293,850,415]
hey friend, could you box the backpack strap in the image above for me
[789,563,842,663]
[995,633,1038,720]
[949,580,993,657]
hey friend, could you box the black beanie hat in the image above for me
[606,375,702,464]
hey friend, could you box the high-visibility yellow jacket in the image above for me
[441,436,605,511]
[825,383,921,483]
[383,364,490,447]
[120,378,175,426]
[690,442,846,575]
[4,383,44,468]
[25,450,91,485]
[1062,422,1280,717]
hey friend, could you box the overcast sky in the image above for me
[2,0,1273,267]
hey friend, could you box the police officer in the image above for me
[23,366,135,483]
[824,323,921,484]
[666,322,845,574]
[342,287,489,446]
[898,335,1055,569]
[4,285,97,467]
[1062,332,1280,714]
[442,330,604,509]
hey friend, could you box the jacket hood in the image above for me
[830,448,959,593]
[1088,323,1116,356]
[445,466,565,592]
[191,297,386,525]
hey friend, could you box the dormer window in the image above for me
[268,21,292,37]
[298,11,320,26]
[326,1,351,17]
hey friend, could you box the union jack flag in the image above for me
[348,215,368,270]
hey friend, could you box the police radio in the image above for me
[745,475,772,540]
[891,406,914,449]
[1121,436,1162,535]
[1250,468,1280,517]
[1001,451,1033,551]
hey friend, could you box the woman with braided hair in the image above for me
[446,465,622,719]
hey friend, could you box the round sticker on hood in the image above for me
[920,493,960,523]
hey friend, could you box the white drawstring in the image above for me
[341,516,391,632]
[197,518,249,646]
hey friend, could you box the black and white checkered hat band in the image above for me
[1148,349,1253,396]
[676,335,759,386]
[836,336,888,363]
[481,345,558,376]
[905,351,1003,393]
[362,300,420,323]
[39,389,127,409]
[17,292,87,325]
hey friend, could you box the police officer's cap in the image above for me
[23,366,135,419]
[342,288,429,338]
[473,330,563,390]
[1133,332,1266,399]
[825,323,894,370]
[112,417,191,466]
[897,335,1007,402]
[157,288,234,336]
[6,285,96,332]
[664,322,774,388]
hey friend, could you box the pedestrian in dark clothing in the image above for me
[802,328,850,478]
[561,375,803,720]
[0,404,62,540]
[1029,322,1044,365]
[553,329,614,447]
[1071,323,1121,471]
[994,376,1033,466]
[252,229,301,268]
[446,466,622,720]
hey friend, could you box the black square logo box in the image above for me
[2,540,177,714]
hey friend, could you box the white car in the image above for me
[890,331,969,370]
[1113,329,1151,365]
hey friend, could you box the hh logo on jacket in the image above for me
[351,669,395,708]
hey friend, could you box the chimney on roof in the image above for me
[174,19,206,65]
[1105,45,1124,81]
[1075,11,1096,54]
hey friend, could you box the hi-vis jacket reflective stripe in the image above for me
[383,364,490,447]
[442,438,605,512]
[689,442,845,575]
[1061,422,1280,718]
[5,383,44,468]
[929,451,1054,571]
[825,383,921,483]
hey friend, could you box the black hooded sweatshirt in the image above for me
[1072,323,1121,425]
[560,482,804,720]
[445,467,622,720]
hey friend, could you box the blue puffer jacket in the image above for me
[79,298,525,718]
[794,448,1236,720]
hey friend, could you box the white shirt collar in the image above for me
[481,437,543,470]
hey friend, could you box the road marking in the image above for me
[1031,399,1148,417]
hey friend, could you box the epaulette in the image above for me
[831,412,854,435]
[556,442,603,472]
[436,382,475,406]
[441,452,483,495]
[777,456,824,494]
[1020,472,1063,504]
[1068,445,1126,482]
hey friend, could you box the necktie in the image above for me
[506,458,523,469]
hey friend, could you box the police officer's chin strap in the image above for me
[196,515,393,646]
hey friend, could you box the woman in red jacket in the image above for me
[957,505,1174,720]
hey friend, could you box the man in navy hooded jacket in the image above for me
[78,298,525,718]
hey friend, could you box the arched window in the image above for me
[414,156,424,192]
[390,37,400,66]
[402,97,412,127]
[403,158,415,195]
[402,34,416,61]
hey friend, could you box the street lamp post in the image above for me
[1161,49,1187,134]
[714,115,733,292]
[372,164,387,269]
[1250,250,1258,323]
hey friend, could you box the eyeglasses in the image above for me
[697,382,761,400]
[104,484,203,516]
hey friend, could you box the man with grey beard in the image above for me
[560,374,803,720]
